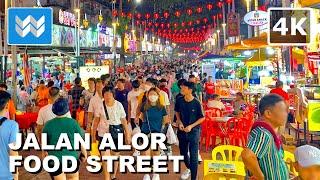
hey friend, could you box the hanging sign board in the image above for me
[244,10,268,26]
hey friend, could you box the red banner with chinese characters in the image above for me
[307,52,320,75]
[227,13,240,37]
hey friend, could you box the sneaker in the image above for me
[160,149,166,156]
[133,150,140,157]
[143,174,151,180]
[180,169,191,180]
[198,152,203,162]
[152,174,160,180]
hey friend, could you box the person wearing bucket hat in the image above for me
[42,98,87,179]
[293,145,320,180]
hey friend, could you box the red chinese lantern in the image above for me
[218,2,223,8]
[155,22,159,27]
[163,11,169,19]
[136,20,140,25]
[127,12,132,19]
[121,12,126,17]
[196,7,203,13]
[148,22,152,27]
[154,13,159,19]
[206,3,213,10]
[174,22,178,28]
[211,15,216,20]
[145,13,151,19]
[167,23,170,28]
[218,13,223,19]
[226,0,232,4]
[136,13,141,19]
[112,10,118,17]
[142,21,145,25]
[145,27,149,31]
[181,21,186,27]
[203,17,208,24]
[160,23,165,28]
[174,29,177,33]
[196,19,201,24]
[187,8,193,16]
[188,21,193,26]
[174,10,181,17]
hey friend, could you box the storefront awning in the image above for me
[244,49,271,67]
[299,0,320,8]
[225,33,269,50]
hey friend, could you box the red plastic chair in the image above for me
[15,113,29,130]
[226,118,246,147]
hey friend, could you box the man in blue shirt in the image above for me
[175,81,205,180]
[0,91,19,180]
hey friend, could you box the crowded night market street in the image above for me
[0,0,320,180]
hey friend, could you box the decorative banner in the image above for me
[244,10,268,26]
[307,52,320,75]
[227,13,240,37]
[308,100,320,131]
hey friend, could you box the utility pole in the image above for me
[10,0,18,107]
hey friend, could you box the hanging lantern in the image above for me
[136,20,140,25]
[203,17,208,24]
[196,7,203,13]
[174,10,181,17]
[121,12,126,17]
[142,21,145,25]
[181,21,185,27]
[127,12,132,19]
[174,29,177,33]
[174,22,178,28]
[112,10,118,17]
[218,1,223,8]
[145,13,151,19]
[148,22,152,27]
[187,8,193,16]
[145,27,149,31]
[196,19,201,25]
[98,10,103,23]
[160,23,165,28]
[155,22,159,27]
[166,23,170,28]
[206,3,213,11]
[211,15,216,20]
[154,13,159,19]
[226,0,232,4]
[163,11,169,19]
[218,13,223,19]
[188,21,192,26]
[191,27,194,32]
[136,13,142,19]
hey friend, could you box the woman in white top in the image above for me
[93,86,131,180]
[207,94,226,111]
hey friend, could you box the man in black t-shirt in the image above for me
[175,81,205,180]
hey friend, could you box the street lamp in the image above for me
[74,8,81,71]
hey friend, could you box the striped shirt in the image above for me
[247,127,289,180]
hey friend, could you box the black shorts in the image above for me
[98,135,121,153]
[48,158,80,177]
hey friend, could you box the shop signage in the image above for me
[227,12,240,37]
[307,52,320,75]
[58,9,76,27]
[244,10,268,26]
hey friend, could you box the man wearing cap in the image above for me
[293,145,320,180]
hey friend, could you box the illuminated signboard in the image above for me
[58,9,76,26]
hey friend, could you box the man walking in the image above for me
[175,81,205,180]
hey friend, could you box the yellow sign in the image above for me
[308,101,320,131]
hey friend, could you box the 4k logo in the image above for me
[268,8,311,46]
[15,15,45,37]
[8,7,52,45]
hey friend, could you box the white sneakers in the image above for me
[198,152,203,162]
[180,169,191,180]
[143,174,160,180]
[133,150,140,157]
[143,174,151,180]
